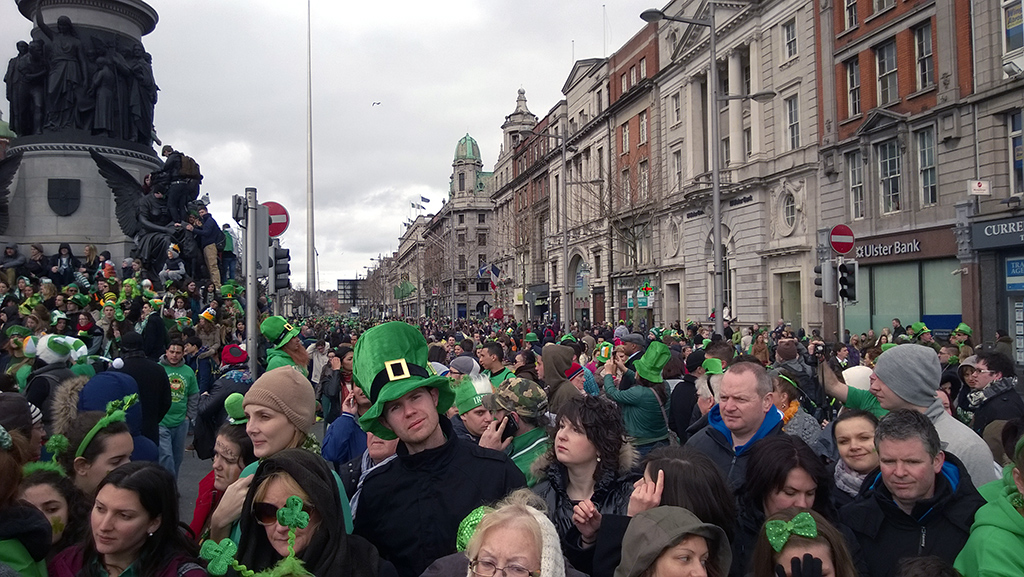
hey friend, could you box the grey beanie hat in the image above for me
[449,356,480,378]
[615,507,731,577]
[873,344,941,407]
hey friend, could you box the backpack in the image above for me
[179,155,201,178]
[215,229,227,251]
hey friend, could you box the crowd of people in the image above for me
[0,307,1023,577]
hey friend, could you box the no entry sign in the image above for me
[262,201,290,238]
[829,224,855,255]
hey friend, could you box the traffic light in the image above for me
[814,261,836,304]
[272,247,291,291]
[838,260,858,301]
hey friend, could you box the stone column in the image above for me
[749,34,765,159]
[685,76,701,179]
[728,49,744,164]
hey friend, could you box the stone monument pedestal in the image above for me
[3,0,159,264]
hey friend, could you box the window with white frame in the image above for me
[875,0,895,12]
[672,92,681,124]
[640,57,647,79]
[630,66,637,86]
[783,19,798,59]
[785,96,800,149]
[916,128,937,206]
[597,90,603,114]
[639,160,650,200]
[722,137,731,166]
[1003,0,1023,53]
[621,168,631,202]
[639,111,648,144]
[673,150,683,189]
[1011,111,1023,195]
[743,64,751,94]
[847,59,861,116]
[847,150,865,218]
[621,74,627,93]
[744,128,752,159]
[915,24,934,90]
[877,139,902,213]
[845,0,858,29]
[622,123,630,153]
[876,41,898,105]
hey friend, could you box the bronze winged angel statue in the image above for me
[89,149,197,278]
[0,153,22,235]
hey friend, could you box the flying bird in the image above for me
[371,102,381,106]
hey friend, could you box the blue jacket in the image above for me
[322,412,367,469]
[684,404,784,490]
[196,213,221,248]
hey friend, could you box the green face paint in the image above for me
[50,517,65,535]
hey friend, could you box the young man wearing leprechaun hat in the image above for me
[352,321,526,577]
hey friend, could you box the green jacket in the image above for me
[509,426,550,487]
[484,367,515,389]
[603,374,669,445]
[845,385,887,419]
[954,471,1024,576]
[267,348,309,377]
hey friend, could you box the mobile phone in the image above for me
[500,414,519,442]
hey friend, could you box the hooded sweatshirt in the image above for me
[954,469,1024,576]
[684,404,785,490]
[0,243,25,270]
[543,344,579,414]
[0,503,50,577]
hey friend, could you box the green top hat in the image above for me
[261,316,300,350]
[69,294,90,308]
[634,341,671,383]
[909,321,930,335]
[524,332,539,343]
[353,321,453,441]
[220,285,235,299]
[954,322,972,336]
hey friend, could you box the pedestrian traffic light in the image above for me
[814,261,836,304]
[272,247,291,291]
[838,260,858,301]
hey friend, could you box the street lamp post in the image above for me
[641,7,774,337]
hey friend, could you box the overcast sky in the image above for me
[1,0,656,289]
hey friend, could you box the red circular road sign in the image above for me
[262,201,290,238]
[829,224,856,254]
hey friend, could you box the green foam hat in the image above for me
[595,342,613,363]
[50,310,67,325]
[454,374,492,414]
[881,342,899,352]
[909,321,929,335]
[524,332,539,343]
[353,321,454,440]
[633,341,671,383]
[219,285,235,298]
[702,357,724,375]
[69,294,90,308]
[954,322,972,336]
[559,334,577,343]
[114,308,124,322]
[261,316,300,350]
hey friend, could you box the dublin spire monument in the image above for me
[1,0,160,261]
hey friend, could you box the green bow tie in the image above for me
[765,511,818,552]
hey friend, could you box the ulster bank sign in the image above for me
[855,239,922,259]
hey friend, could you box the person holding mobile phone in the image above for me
[478,378,552,487]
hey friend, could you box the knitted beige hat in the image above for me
[243,366,315,433]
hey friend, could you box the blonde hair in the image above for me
[253,471,309,504]
[465,489,546,566]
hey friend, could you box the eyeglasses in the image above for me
[469,559,539,577]
[977,369,998,375]
[251,502,315,526]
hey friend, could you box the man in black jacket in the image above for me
[963,351,1024,435]
[840,409,984,577]
[352,321,526,577]
[117,331,171,444]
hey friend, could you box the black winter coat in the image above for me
[668,373,698,440]
[971,380,1024,436]
[839,453,985,577]
[531,445,640,543]
[353,418,526,577]
[117,353,172,444]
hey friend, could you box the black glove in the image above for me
[774,553,823,577]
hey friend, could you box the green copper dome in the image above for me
[454,133,481,162]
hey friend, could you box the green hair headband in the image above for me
[200,495,312,577]
[23,434,70,477]
[765,511,818,552]
[456,506,491,552]
[75,394,137,459]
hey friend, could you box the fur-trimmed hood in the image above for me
[51,372,146,439]
[51,374,90,436]
[530,436,639,482]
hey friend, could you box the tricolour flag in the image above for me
[489,264,501,291]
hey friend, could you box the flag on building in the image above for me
[489,264,501,291]
[420,196,430,203]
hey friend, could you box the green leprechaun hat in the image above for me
[633,340,670,383]
[353,321,453,440]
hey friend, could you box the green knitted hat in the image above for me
[634,341,671,383]
[454,375,492,414]
[354,321,454,440]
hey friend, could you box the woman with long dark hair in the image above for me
[49,462,204,577]
[21,469,91,561]
[236,449,391,577]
